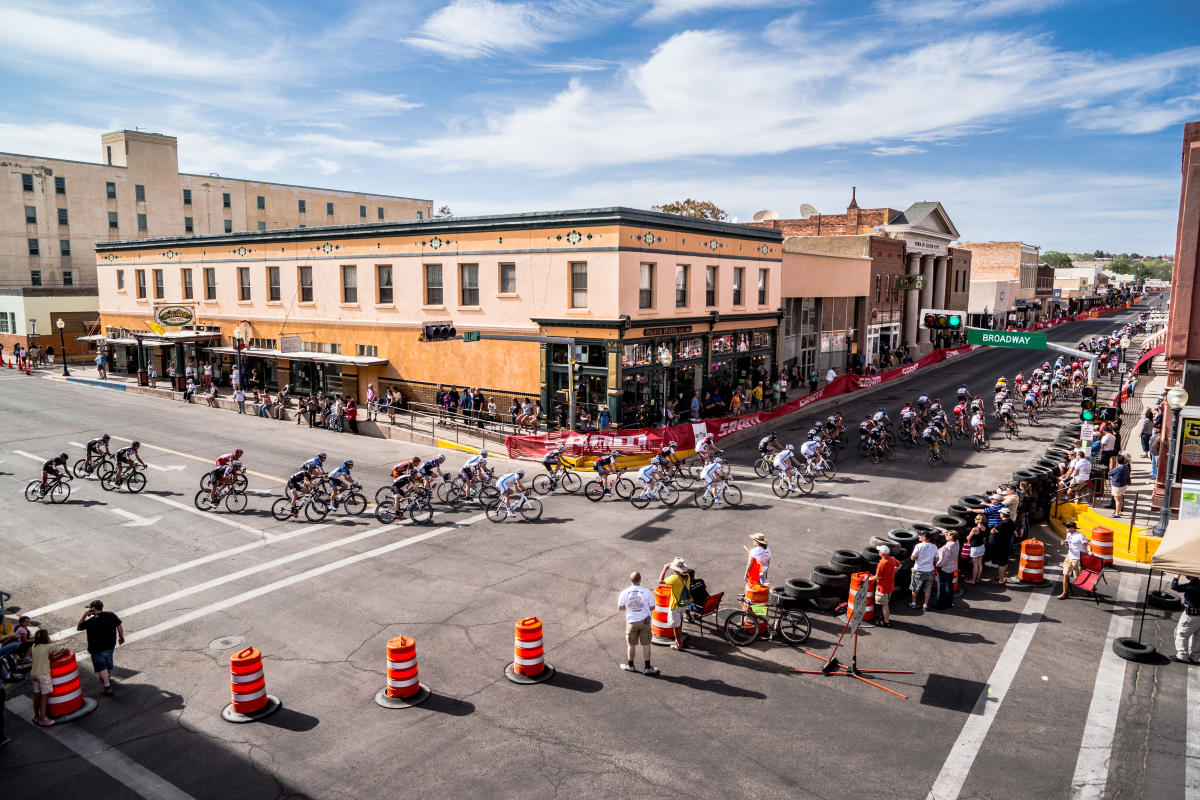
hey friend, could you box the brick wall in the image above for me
[749,207,892,237]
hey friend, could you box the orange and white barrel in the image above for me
[229,647,269,715]
[48,650,84,718]
[1018,539,1045,583]
[953,570,960,594]
[1091,526,1114,565]
[744,582,770,634]
[651,585,675,646]
[386,636,420,700]
[846,572,875,622]
[513,617,546,677]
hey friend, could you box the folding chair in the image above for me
[684,592,723,637]
[1070,552,1108,604]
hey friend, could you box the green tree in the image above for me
[1093,249,1107,258]
[433,205,453,219]
[651,199,728,221]
[1109,253,1132,273]
[1042,250,1073,269]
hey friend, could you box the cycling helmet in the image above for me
[234,448,244,457]
[879,408,886,414]
[343,459,354,467]
[436,454,446,462]
[101,433,110,441]
[786,443,795,451]
[233,460,243,468]
[517,469,525,477]
[768,432,778,440]
[668,440,677,448]
[712,456,723,464]
[555,444,566,452]
[131,441,140,448]
[317,452,327,460]
[59,452,68,461]
[611,450,619,457]
[480,450,489,457]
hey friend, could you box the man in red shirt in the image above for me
[873,545,901,627]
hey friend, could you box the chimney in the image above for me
[847,186,858,210]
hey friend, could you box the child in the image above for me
[30,629,54,726]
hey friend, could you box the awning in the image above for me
[76,334,161,348]
[1131,345,1164,374]
[1152,518,1200,578]
[204,345,387,367]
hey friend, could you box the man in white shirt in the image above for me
[826,367,837,384]
[909,531,939,611]
[617,572,659,675]
[1058,522,1089,599]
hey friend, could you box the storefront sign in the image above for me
[153,304,195,327]
[641,325,693,336]
[280,335,302,354]
[1180,416,1200,468]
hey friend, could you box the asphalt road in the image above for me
[1,297,1191,800]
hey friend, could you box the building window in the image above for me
[24,206,36,224]
[298,225,306,229]
[153,269,164,299]
[55,177,65,195]
[499,263,516,294]
[256,195,265,210]
[377,207,384,220]
[182,189,192,205]
[377,265,393,303]
[222,192,230,208]
[706,266,717,307]
[884,274,891,301]
[108,212,119,229]
[424,264,443,305]
[184,216,194,233]
[268,266,280,301]
[135,184,145,202]
[875,274,881,302]
[224,219,232,233]
[57,208,68,226]
[416,210,424,221]
[204,268,216,300]
[62,270,73,287]
[758,268,768,305]
[106,145,112,164]
[60,239,71,256]
[0,314,7,333]
[138,213,147,232]
[639,263,655,309]
[298,266,313,302]
[182,268,193,300]
[106,182,116,199]
[257,221,266,231]
[27,238,38,256]
[298,199,306,214]
[326,202,334,216]
[30,269,42,287]
[136,269,146,299]
[570,262,587,308]
[238,267,251,301]
[249,338,276,350]
[733,267,744,305]
[675,264,688,308]
[360,205,366,219]
[342,265,358,303]
[357,344,378,357]
[21,174,33,192]
[117,269,125,290]
[460,263,479,306]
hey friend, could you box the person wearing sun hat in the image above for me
[745,533,771,585]
[658,557,692,650]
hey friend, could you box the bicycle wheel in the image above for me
[695,488,714,509]
[883,442,896,462]
[100,474,115,491]
[126,472,146,493]
[410,500,434,524]
[857,440,869,457]
[434,481,452,504]
[375,504,397,524]
[561,471,582,493]
[476,485,499,508]
[584,480,605,502]
[771,476,790,498]
[304,498,328,522]
[899,432,913,450]
[235,473,249,492]
[778,610,811,645]
[532,474,552,495]
[722,484,743,506]
[375,485,391,506]
[226,491,248,513]
[630,488,651,509]
[794,471,814,494]
[485,500,507,522]
[672,468,695,489]
[47,481,69,504]
[96,460,115,481]
[614,477,635,499]
[72,459,89,478]
[194,489,215,511]
[344,492,367,516]
[519,497,543,521]
[660,484,680,506]
[869,449,881,465]
[723,611,758,646]
[927,450,941,468]
[753,458,771,478]
[24,481,41,502]
[271,498,296,521]
[819,460,837,479]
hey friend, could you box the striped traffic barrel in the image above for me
[744,582,770,634]
[513,618,546,677]
[846,572,875,622]
[229,648,269,715]
[386,637,421,700]
[48,649,84,718]
[1091,526,1114,565]
[651,585,675,646]
[1018,539,1045,583]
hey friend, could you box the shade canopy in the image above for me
[1151,518,1200,578]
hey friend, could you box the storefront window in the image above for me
[712,334,734,355]
[678,337,704,361]
[621,342,654,368]
[752,331,772,350]
[736,333,750,353]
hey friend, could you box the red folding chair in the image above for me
[684,592,723,637]
[1070,552,1108,604]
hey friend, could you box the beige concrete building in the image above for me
[955,240,1044,325]
[0,130,431,357]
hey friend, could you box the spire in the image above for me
[848,186,858,210]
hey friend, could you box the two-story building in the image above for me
[90,208,783,423]
[955,241,1044,326]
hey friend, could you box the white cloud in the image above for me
[876,0,1070,22]
[870,144,927,156]
[642,0,796,23]
[0,121,103,160]
[333,90,422,115]
[1072,94,1200,135]
[408,0,573,58]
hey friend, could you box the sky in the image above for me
[1,0,1198,254]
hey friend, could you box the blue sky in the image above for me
[1,0,1198,254]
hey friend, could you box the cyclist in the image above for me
[773,445,802,490]
[799,436,824,471]
[207,459,242,507]
[970,394,985,415]
[496,468,526,517]
[594,450,621,495]
[302,452,328,476]
[392,456,422,480]
[872,407,891,429]
[928,398,944,419]
[930,412,951,444]
[697,434,722,466]
[1015,371,1025,386]
[459,449,489,492]
[956,384,969,403]
[39,452,69,496]
[634,461,663,501]
[916,392,931,414]
[699,456,728,505]
[921,422,942,458]
[84,434,111,471]
[999,397,1016,431]
[1023,387,1038,415]
[969,408,988,444]
[327,459,354,510]
[388,465,417,519]
[650,445,674,474]
[285,467,315,517]
[899,403,919,436]
[542,444,570,480]
[113,441,145,485]
[215,448,243,469]
[418,454,446,489]
[757,432,782,458]
[952,399,968,434]
[993,376,1007,394]
[825,412,844,440]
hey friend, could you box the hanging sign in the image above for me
[153,304,196,327]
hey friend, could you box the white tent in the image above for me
[1150,518,1200,578]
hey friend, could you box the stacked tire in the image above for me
[810,566,849,612]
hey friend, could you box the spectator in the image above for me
[729,390,742,417]
[597,405,611,430]
[935,530,958,609]
[0,615,32,675]
[366,384,378,421]
[387,388,400,425]
[234,386,247,414]
[1098,424,1118,470]
[95,351,108,380]
[185,359,195,385]
[909,530,938,611]
[347,397,359,434]
[257,392,274,418]
[332,395,345,432]
[690,391,701,421]
[808,369,819,393]
[76,600,124,696]
[992,509,1016,585]
[459,388,473,419]
[204,384,220,407]
[1109,454,1131,515]
[146,361,157,388]
[616,572,659,675]
[30,629,53,726]
[203,361,213,388]
[248,369,261,393]
[509,398,520,424]
[1017,480,1034,540]
[684,568,709,619]
[1170,574,1200,664]
[166,363,177,387]
[778,373,789,403]
[752,382,763,412]
[873,545,900,627]
[577,406,593,432]
[1057,522,1089,600]
[183,378,197,402]
[744,532,771,585]
[1137,410,1154,458]
[971,493,1006,567]
[487,396,497,422]
[474,388,485,423]
[0,674,7,746]
[307,394,321,429]
[1149,426,1162,481]
[231,365,241,390]
[826,366,837,384]
[657,558,692,651]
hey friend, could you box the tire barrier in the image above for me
[48,649,84,718]
[375,636,429,708]
[651,586,675,646]
[810,565,850,589]
[830,549,864,573]
[1018,539,1045,584]
[846,572,875,621]
[959,495,987,508]
[1091,526,1114,566]
[222,647,281,723]
[505,617,555,684]
[887,529,919,550]
[783,577,820,599]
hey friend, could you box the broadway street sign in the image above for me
[967,328,1048,349]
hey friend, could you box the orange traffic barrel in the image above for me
[1018,539,1045,583]
[505,617,555,684]
[222,647,281,723]
[375,636,429,708]
[48,650,85,718]
[846,572,875,622]
[745,582,769,604]
[1091,526,1114,565]
[743,582,770,634]
[651,585,676,646]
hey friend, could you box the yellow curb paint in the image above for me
[436,439,481,455]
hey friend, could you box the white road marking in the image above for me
[111,509,162,528]
[8,696,198,800]
[741,488,924,523]
[119,514,486,646]
[146,464,186,472]
[13,449,43,462]
[926,582,1055,800]
[69,441,84,448]
[26,524,330,617]
[823,493,943,515]
[1188,665,1200,799]
[142,494,273,540]
[1070,570,1139,799]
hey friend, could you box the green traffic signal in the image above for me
[1079,410,1095,422]
[948,315,961,327]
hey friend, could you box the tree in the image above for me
[1109,253,1132,273]
[433,205,453,219]
[1129,252,1141,260]
[651,199,728,221]
[1093,249,1107,259]
[1042,250,1073,269]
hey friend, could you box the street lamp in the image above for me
[56,318,69,377]
[1153,385,1190,537]
[659,346,674,426]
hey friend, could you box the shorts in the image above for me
[90,649,114,673]
[874,590,892,606]
[1114,485,1128,500]
[910,570,934,593]
[970,545,986,558]
[667,608,682,628]
[287,479,304,491]
[33,673,52,694]
[625,618,651,646]
[329,477,348,489]
[1063,557,1082,579]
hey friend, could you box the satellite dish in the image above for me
[798,204,819,219]
[752,209,780,222]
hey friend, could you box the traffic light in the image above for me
[570,360,582,395]
[1079,385,1097,421]
[1094,406,1119,423]
[421,323,457,341]
[920,308,964,331]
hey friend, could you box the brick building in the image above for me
[955,241,1045,326]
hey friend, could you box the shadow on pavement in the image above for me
[417,692,476,716]
[259,705,320,732]
[656,673,767,699]
[921,673,988,714]
[547,671,603,693]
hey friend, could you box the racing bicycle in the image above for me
[695,478,742,509]
[375,493,434,524]
[73,456,113,480]
[771,467,814,497]
[485,492,544,522]
[532,466,582,495]
[723,593,811,646]
[24,474,70,504]
[271,488,329,522]
[194,479,248,513]
[100,465,147,493]
[629,482,680,508]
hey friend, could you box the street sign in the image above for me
[1080,422,1095,441]
[895,274,927,291]
[462,331,481,342]
[966,328,1048,349]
